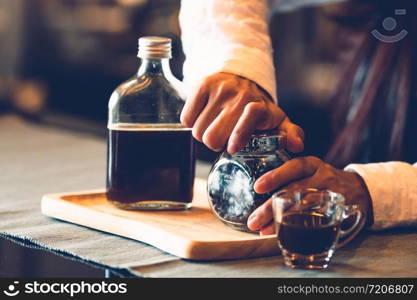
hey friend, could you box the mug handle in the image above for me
[336,205,365,248]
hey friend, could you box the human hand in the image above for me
[247,156,373,235]
[180,72,304,153]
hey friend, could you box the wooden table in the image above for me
[1,114,417,277]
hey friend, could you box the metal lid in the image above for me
[137,36,172,59]
[238,130,286,153]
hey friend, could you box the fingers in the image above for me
[259,222,275,235]
[191,103,222,144]
[227,102,304,154]
[247,198,273,231]
[248,156,324,236]
[202,108,241,151]
[227,103,266,153]
[181,76,241,150]
[180,84,209,128]
[181,73,306,154]
[279,118,305,153]
[254,156,322,194]
[227,102,286,154]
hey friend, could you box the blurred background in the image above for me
[0,0,343,161]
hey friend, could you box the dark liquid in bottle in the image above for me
[276,212,339,255]
[106,127,195,207]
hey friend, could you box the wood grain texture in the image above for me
[41,178,279,260]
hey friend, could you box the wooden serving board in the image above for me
[41,178,279,261]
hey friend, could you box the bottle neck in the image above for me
[137,58,173,77]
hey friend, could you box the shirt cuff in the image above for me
[182,46,277,103]
[344,162,417,230]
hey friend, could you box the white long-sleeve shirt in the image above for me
[179,0,344,102]
[179,0,417,230]
[180,0,278,101]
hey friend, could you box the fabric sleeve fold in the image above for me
[179,0,277,102]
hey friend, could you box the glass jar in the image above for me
[106,36,195,210]
[207,131,290,232]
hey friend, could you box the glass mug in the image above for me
[272,188,363,269]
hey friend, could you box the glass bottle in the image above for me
[106,36,195,210]
[207,131,290,232]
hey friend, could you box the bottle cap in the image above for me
[137,36,172,59]
[239,130,287,154]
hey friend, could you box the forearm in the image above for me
[179,0,277,101]
[345,161,417,230]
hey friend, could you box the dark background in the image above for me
[0,0,340,161]
[0,0,341,277]
[1,0,415,278]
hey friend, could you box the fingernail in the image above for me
[254,178,265,193]
[248,212,257,221]
[247,216,259,230]
[260,226,275,236]
[228,142,237,154]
